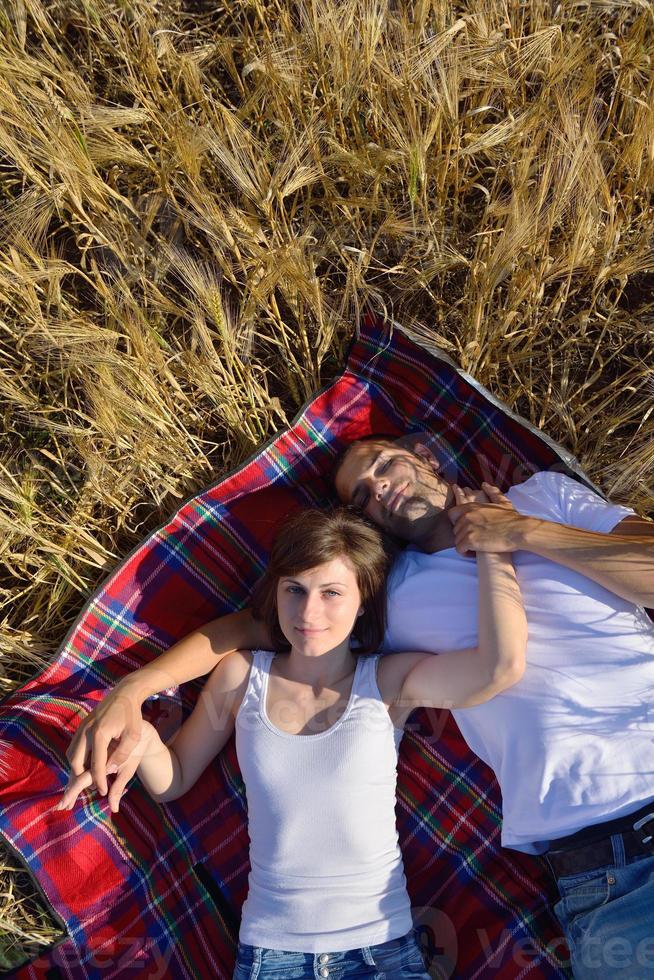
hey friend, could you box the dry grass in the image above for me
[1,0,653,965]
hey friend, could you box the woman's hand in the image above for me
[54,719,159,814]
[65,677,147,798]
[448,482,522,556]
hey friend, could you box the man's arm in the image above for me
[449,487,654,608]
[516,515,654,607]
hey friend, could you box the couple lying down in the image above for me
[55,435,654,980]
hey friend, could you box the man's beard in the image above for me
[387,480,445,542]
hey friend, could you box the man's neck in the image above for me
[414,511,457,553]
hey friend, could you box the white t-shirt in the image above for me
[382,471,654,854]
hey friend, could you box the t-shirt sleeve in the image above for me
[543,471,636,533]
[378,556,409,653]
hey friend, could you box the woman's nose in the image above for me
[299,591,321,621]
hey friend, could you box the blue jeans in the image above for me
[550,837,654,978]
[233,928,430,979]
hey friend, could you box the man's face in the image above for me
[334,439,452,542]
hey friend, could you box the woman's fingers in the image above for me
[105,727,143,780]
[91,728,136,798]
[452,485,475,504]
[107,757,139,813]
[61,684,141,796]
[65,712,124,786]
[481,481,510,504]
[83,691,145,797]
[52,769,94,811]
[52,764,128,814]
[106,730,157,812]
[66,723,92,777]
[452,516,474,557]
[91,729,111,797]
[452,484,493,506]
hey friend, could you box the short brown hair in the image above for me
[250,507,391,654]
[329,433,399,494]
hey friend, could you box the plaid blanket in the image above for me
[0,309,590,979]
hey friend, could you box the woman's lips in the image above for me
[295,627,327,635]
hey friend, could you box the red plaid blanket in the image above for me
[0,310,585,979]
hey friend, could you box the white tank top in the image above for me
[234,650,413,953]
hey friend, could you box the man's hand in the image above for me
[449,484,490,557]
[448,482,526,555]
[65,680,147,798]
[54,720,159,814]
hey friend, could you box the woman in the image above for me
[55,487,528,979]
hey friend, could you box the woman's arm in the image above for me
[140,649,252,803]
[54,650,253,812]
[396,487,528,710]
[119,611,267,703]
[65,607,269,798]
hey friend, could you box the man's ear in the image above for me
[396,434,440,474]
[413,442,439,469]
[397,432,460,486]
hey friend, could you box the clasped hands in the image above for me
[52,707,160,815]
[449,481,525,557]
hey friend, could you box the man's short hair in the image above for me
[329,433,400,492]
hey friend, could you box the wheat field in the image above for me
[0,0,653,967]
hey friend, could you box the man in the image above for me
[66,435,654,978]
[334,436,654,980]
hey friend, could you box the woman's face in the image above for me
[276,555,363,658]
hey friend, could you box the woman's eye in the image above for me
[380,458,392,473]
[324,590,341,597]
